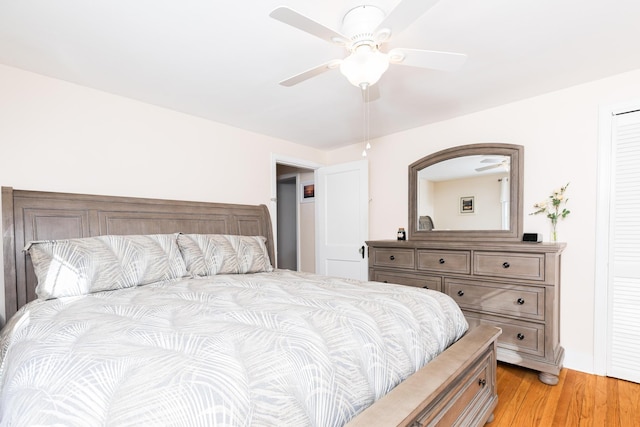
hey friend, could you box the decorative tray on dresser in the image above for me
[367,239,566,385]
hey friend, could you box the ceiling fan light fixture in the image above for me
[339,44,389,89]
[271,3,467,89]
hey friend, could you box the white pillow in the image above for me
[26,234,187,299]
[177,234,273,276]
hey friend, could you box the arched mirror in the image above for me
[408,143,524,242]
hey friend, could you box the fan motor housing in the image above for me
[341,5,385,43]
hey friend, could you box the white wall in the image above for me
[432,174,507,230]
[328,68,640,374]
[0,64,326,323]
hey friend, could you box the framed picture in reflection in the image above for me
[460,196,474,213]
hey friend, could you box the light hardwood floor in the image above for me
[491,362,640,426]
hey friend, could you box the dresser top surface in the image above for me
[366,240,566,254]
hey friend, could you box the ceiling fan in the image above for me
[475,157,510,172]
[269,0,467,91]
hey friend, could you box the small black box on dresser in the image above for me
[522,233,542,242]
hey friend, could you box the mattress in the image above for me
[0,270,467,426]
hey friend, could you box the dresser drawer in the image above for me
[473,252,545,281]
[466,314,545,357]
[372,270,442,292]
[417,250,471,275]
[445,279,545,321]
[371,248,415,269]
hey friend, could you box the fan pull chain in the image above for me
[362,85,371,157]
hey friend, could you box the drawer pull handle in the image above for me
[517,333,525,340]
[389,255,395,261]
[439,258,445,264]
[457,290,464,297]
[478,378,487,387]
[502,262,510,269]
[517,298,525,305]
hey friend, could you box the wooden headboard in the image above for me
[2,187,275,321]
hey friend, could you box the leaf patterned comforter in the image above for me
[0,270,467,426]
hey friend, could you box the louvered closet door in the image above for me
[607,109,640,383]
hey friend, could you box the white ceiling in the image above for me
[1,0,639,150]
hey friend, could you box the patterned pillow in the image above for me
[177,234,273,276]
[26,234,187,300]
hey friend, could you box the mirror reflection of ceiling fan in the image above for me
[475,157,511,172]
[269,0,467,94]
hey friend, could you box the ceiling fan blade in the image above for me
[269,7,348,44]
[388,48,467,71]
[475,164,500,172]
[361,84,380,103]
[375,0,440,37]
[278,60,341,87]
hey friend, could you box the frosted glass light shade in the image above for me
[340,45,389,88]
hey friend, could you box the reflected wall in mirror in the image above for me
[409,143,524,242]
[418,155,510,230]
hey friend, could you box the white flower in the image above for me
[535,201,548,209]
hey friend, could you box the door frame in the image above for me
[594,99,640,375]
[270,154,322,268]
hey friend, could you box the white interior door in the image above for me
[315,160,368,280]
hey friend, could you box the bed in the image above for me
[1,186,500,426]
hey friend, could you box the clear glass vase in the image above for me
[550,221,558,242]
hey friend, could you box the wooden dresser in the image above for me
[367,239,566,385]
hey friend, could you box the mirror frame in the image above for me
[408,143,524,242]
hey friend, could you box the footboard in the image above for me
[347,324,501,427]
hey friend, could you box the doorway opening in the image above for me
[276,174,297,270]
[271,155,369,280]
[272,155,320,273]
